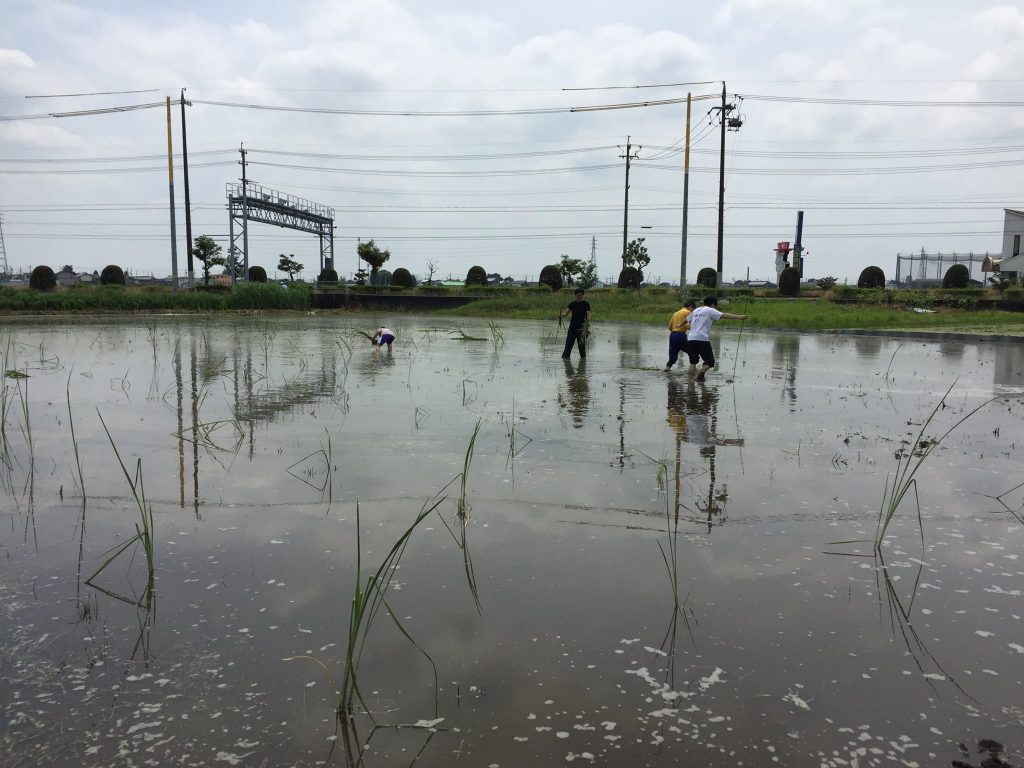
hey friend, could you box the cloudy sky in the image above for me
[1,0,1022,284]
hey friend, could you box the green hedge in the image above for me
[0,282,310,312]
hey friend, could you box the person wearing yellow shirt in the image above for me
[662,299,696,372]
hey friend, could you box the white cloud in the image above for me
[0,1,1020,281]
[0,48,35,68]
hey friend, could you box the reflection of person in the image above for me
[560,288,591,359]
[370,327,395,352]
[561,358,590,428]
[686,296,748,381]
[663,299,696,372]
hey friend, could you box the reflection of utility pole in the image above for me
[175,338,185,509]
[711,83,742,286]
[620,137,641,267]
[190,334,200,520]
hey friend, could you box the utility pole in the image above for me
[620,136,641,268]
[239,144,249,285]
[792,210,805,277]
[165,96,179,291]
[680,92,691,291]
[711,82,742,286]
[180,88,194,289]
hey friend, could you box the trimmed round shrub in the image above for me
[391,267,416,288]
[30,265,56,291]
[100,264,125,286]
[857,266,885,289]
[617,266,641,289]
[943,263,969,289]
[696,267,717,288]
[779,266,801,296]
[539,264,563,291]
[248,266,268,283]
[465,265,488,286]
[317,267,339,283]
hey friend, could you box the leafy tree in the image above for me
[353,268,369,286]
[357,240,390,282]
[371,268,392,286]
[277,253,304,281]
[391,267,416,288]
[248,265,268,283]
[943,263,969,289]
[192,235,225,286]
[816,275,838,290]
[100,264,125,286]
[539,264,563,291]
[617,266,641,289]
[61,264,74,274]
[558,254,586,286]
[779,266,801,296]
[696,267,717,288]
[30,265,56,291]
[857,265,885,289]
[622,238,650,280]
[466,265,488,286]
[576,260,598,289]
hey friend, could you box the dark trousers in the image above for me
[686,340,715,367]
[562,326,586,358]
[667,331,688,367]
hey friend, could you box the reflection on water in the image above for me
[852,334,883,358]
[666,378,745,532]
[616,324,643,367]
[992,343,1024,391]
[938,340,966,360]
[770,335,799,409]
[558,358,590,428]
[0,317,1022,768]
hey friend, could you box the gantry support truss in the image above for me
[227,182,334,280]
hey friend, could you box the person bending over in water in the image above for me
[370,326,395,352]
[685,296,748,381]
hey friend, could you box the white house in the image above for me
[997,208,1024,275]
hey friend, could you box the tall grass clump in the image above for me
[873,382,998,550]
[333,492,448,717]
[86,411,155,599]
[288,423,484,720]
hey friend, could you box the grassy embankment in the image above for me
[2,283,1023,333]
[440,289,1024,332]
[0,283,311,312]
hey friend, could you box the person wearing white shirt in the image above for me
[685,296,748,380]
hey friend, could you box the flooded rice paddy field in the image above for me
[0,315,1022,768]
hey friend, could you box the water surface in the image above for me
[1,315,1022,767]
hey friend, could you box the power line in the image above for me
[739,94,1024,108]
[188,94,708,118]
[24,88,161,99]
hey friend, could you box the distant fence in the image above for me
[895,250,993,285]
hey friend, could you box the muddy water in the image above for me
[0,315,1021,768]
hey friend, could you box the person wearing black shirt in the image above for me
[560,288,591,359]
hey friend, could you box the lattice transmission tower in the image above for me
[0,211,9,276]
